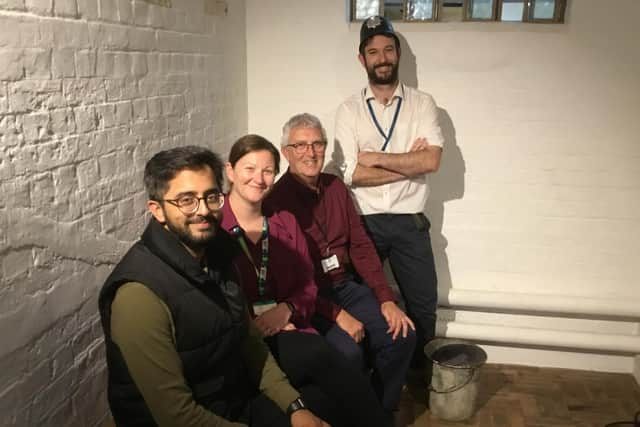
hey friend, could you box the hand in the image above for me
[380,301,415,340]
[335,309,365,343]
[410,137,429,152]
[357,151,380,168]
[290,409,331,427]
[254,303,292,336]
[281,322,297,331]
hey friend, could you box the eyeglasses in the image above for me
[161,191,225,215]
[285,141,327,155]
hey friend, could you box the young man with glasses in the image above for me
[98,146,329,427]
[266,114,416,413]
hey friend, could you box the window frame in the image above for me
[350,0,567,23]
[464,0,498,22]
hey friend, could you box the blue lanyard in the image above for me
[366,96,402,152]
[231,217,269,297]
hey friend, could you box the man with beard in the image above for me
[98,146,329,427]
[332,15,445,383]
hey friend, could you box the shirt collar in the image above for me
[220,194,241,233]
[363,83,404,105]
[282,169,324,198]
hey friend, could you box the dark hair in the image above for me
[144,145,224,201]
[228,134,281,175]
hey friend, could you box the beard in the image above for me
[367,61,399,85]
[165,213,219,253]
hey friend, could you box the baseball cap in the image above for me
[359,15,399,52]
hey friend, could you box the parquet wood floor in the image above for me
[397,364,640,427]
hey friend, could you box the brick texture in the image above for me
[0,0,248,425]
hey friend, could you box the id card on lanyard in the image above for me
[365,86,403,152]
[231,218,276,315]
[309,196,341,274]
[253,300,277,316]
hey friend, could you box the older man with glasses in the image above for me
[98,145,330,427]
[267,113,416,413]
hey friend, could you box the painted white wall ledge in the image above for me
[442,288,640,319]
[438,321,640,353]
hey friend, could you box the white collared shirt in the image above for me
[333,83,444,215]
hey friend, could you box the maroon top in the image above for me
[221,195,318,331]
[266,171,395,321]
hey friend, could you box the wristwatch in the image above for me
[286,397,306,417]
[285,302,295,315]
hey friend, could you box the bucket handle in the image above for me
[429,367,476,394]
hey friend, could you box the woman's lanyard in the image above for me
[231,217,269,297]
[366,91,403,152]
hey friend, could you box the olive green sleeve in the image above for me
[241,318,299,412]
[111,282,245,427]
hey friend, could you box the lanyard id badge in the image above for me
[231,217,269,298]
[321,254,339,273]
[252,299,277,316]
[321,245,340,273]
[366,96,403,152]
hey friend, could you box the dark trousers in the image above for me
[238,384,341,427]
[312,281,415,411]
[265,331,392,427]
[362,213,438,369]
[238,393,289,427]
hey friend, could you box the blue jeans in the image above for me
[312,280,415,411]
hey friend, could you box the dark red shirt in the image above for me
[266,171,395,321]
[221,195,317,330]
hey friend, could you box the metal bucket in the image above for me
[424,338,487,421]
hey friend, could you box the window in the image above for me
[350,0,566,23]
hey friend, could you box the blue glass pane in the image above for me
[407,0,434,20]
[501,0,524,21]
[355,0,380,20]
[532,0,555,19]
[470,0,493,19]
[384,0,403,20]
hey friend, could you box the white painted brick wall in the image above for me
[0,0,248,425]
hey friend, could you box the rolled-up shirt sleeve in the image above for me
[417,94,445,149]
[333,102,360,186]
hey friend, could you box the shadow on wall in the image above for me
[397,33,418,90]
[427,109,465,302]
[396,33,467,302]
